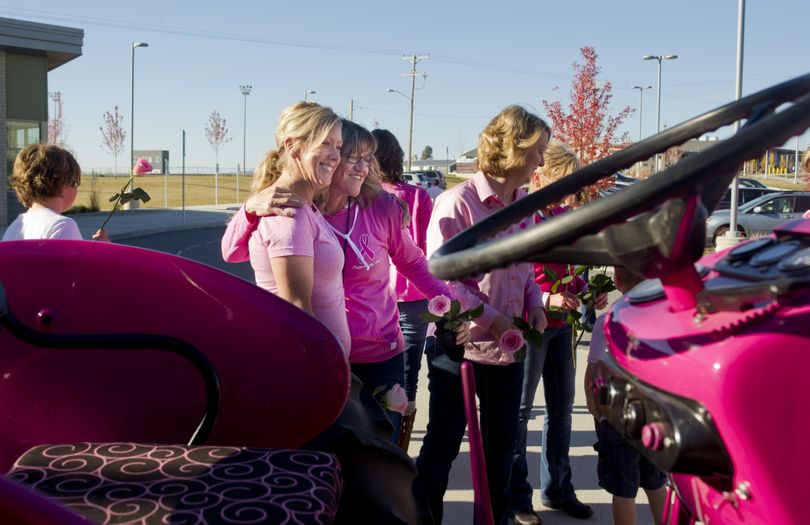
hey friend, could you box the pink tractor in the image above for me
[430,73,810,524]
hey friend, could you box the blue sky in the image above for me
[3,1,809,173]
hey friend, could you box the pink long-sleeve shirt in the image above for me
[382,181,433,302]
[426,171,544,365]
[222,192,452,364]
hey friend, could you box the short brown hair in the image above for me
[477,105,550,176]
[9,144,81,207]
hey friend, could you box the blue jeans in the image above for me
[351,353,405,444]
[511,324,576,509]
[416,342,524,525]
[398,299,429,401]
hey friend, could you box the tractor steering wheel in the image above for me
[429,73,810,281]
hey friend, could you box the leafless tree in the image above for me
[205,110,232,204]
[100,106,126,175]
[48,92,66,146]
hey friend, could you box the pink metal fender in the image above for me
[597,227,810,524]
[0,240,350,472]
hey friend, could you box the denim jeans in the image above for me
[351,353,405,444]
[510,324,576,509]
[398,299,429,402]
[416,342,524,525]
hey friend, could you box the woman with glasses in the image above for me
[222,117,469,443]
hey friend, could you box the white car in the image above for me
[402,172,430,189]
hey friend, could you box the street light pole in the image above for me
[304,90,316,101]
[642,54,677,173]
[239,84,252,202]
[387,88,413,169]
[630,85,652,142]
[128,41,148,209]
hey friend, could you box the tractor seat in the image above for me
[8,442,341,525]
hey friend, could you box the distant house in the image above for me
[454,149,478,175]
[0,17,83,225]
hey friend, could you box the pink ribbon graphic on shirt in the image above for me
[358,233,375,263]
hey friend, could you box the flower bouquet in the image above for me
[420,295,483,362]
[98,158,153,231]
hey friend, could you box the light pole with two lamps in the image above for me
[387,88,414,171]
[239,84,252,201]
[642,54,677,173]
[127,41,149,208]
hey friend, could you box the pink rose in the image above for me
[383,384,409,415]
[133,158,153,176]
[428,294,452,317]
[499,329,525,354]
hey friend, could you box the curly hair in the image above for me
[251,101,341,194]
[477,105,550,176]
[370,128,404,183]
[802,146,810,173]
[9,144,81,207]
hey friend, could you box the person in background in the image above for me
[3,144,109,242]
[510,141,607,524]
[417,105,549,525]
[373,128,433,452]
[426,178,444,200]
[802,147,810,219]
[585,266,667,525]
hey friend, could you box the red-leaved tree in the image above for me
[100,106,126,175]
[205,110,232,205]
[48,92,66,146]
[543,46,633,165]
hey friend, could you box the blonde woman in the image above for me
[244,102,350,355]
[417,105,549,525]
[511,141,607,523]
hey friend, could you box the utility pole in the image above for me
[348,99,354,121]
[401,53,429,171]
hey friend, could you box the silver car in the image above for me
[705,191,810,244]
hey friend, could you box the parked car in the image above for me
[738,177,768,189]
[716,186,779,209]
[705,191,810,244]
[412,170,446,189]
[402,172,430,189]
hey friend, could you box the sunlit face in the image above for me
[296,123,342,189]
[517,130,550,184]
[329,146,374,199]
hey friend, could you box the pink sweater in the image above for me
[246,205,351,356]
[426,171,543,365]
[382,181,433,302]
[222,193,452,364]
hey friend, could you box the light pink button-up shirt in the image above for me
[426,171,543,365]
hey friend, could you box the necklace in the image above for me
[327,200,371,272]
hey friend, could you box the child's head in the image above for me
[613,266,644,294]
[9,144,81,208]
[529,141,581,193]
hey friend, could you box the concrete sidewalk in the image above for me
[0,204,240,241]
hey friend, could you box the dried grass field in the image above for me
[75,174,253,211]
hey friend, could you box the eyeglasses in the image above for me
[343,153,375,166]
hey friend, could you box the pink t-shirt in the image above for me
[248,205,351,356]
[382,181,433,302]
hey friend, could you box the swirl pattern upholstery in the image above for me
[8,443,342,525]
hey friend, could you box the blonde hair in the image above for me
[477,105,551,176]
[9,144,81,207]
[317,119,383,209]
[802,146,810,173]
[529,141,580,192]
[251,101,341,193]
